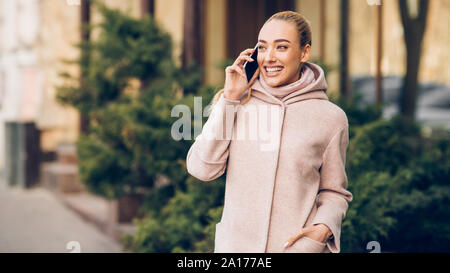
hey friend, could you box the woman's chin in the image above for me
[263,75,284,87]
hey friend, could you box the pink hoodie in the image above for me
[186,62,352,253]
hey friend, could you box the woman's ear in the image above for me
[300,44,311,63]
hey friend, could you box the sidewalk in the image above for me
[0,178,123,253]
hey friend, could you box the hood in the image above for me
[248,62,329,106]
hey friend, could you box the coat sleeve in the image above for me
[186,93,241,181]
[311,123,353,253]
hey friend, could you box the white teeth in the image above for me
[266,67,283,72]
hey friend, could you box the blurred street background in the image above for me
[0,0,449,253]
[0,174,121,252]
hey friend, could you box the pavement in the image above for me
[0,178,123,253]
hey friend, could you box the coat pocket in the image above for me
[283,236,327,253]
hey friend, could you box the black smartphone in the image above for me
[243,44,259,82]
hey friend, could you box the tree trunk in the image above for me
[375,3,383,106]
[398,0,429,121]
[80,0,91,133]
[340,0,351,102]
[319,0,326,62]
[401,38,421,120]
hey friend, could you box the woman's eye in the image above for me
[257,45,287,50]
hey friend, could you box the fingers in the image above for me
[233,48,256,66]
[284,226,316,249]
[233,55,255,67]
[239,48,256,57]
[225,65,246,79]
[224,47,257,85]
[284,230,305,249]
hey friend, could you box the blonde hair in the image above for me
[209,10,312,108]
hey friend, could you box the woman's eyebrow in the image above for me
[258,39,291,43]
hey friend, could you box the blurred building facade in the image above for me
[0,0,449,182]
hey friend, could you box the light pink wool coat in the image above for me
[186,62,353,253]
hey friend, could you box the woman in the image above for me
[186,11,353,253]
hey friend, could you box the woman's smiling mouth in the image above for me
[264,66,284,77]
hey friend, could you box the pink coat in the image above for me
[186,62,353,253]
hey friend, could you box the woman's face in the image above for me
[257,19,310,87]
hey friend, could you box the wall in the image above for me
[154,0,185,66]
[35,0,81,152]
[204,0,227,87]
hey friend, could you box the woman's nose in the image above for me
[265,48,276,61]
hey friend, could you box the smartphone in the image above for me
[243,44,259,82]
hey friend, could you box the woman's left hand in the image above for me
[284,224,332,248]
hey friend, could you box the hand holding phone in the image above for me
[223,45,260,100]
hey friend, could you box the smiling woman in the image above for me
[209,11,313,105]
[186,10,352,253]
[256,18,311,88]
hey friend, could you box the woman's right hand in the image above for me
[223,48,260,100]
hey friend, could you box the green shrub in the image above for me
[57,2,203,199]
[382,139,450,252]
[341,113,450,252]
[123,177,225,253]
[347,115,422,178]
